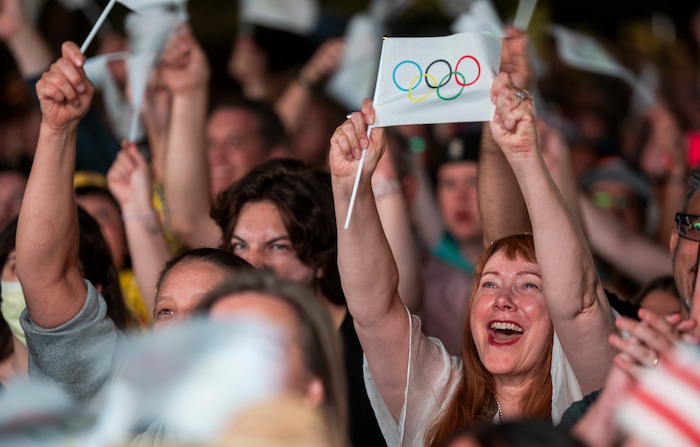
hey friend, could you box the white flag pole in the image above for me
[80,0,116,53]
[344,36,387,230]
[343,125,374,230]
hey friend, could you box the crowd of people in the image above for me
[1,0,700,446]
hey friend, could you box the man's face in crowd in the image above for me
[206,107,268,197]
[670,191,700,321]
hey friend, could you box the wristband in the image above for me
[121,211,157,221]
[372,179,402,200]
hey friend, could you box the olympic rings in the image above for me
[392,55,481,102]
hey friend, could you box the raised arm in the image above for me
[107,142,171,315]
[579,196,673,284]
[329,101,410,420]
[159,25,221,248]
[373,145,424,313]
[0,0,53,78]
[275,38,345,134]
[16,42,92,328]
[490,73,616,394]
[478,26,532,245]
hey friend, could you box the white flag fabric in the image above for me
[372,32,501,128]
[80,0,187,53]
[0,318,285,445]
[119,0,187,11]
[451,0,504,38]
[125,52,154,141]
[123,9,184,141]
[369,0,414,23]
[512,0,538,31]
[629,61,658,113]
[240,0,319,34]
[84,52,133,139]
[438,0,474,18]
[550,25,635,82]
[326,14,382,110]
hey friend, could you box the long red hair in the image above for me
[425,234,553,447]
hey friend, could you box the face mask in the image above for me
[1,280,27,346]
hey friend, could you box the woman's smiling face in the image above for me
[469,250,552,381]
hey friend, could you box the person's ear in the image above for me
[315,266,324,279]
[304,377,324,408]
[670,229,679,255]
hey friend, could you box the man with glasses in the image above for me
[671,169,700,326]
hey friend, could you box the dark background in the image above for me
[183,0,700,99]
[2,0,698,112]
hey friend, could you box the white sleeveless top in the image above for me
[362,307,583,446]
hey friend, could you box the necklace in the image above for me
[495,399,504,423]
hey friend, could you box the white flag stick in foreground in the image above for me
[344,32,501,228]
[343,126,374,230]
[80,0,115,53]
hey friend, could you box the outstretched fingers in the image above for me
[609,309,683,378]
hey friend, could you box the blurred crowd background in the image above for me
[2,0,700,162]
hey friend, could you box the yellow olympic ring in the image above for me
[407,73,438,102]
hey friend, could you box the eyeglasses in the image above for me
[675,212,700,241]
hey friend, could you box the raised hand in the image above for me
[639,103,685,180]
[157,24,210,95]
[489,72,538,156]
[608,307,697,378]
[36,42,93,130]
[228,34,267,94]
[329,99,386,193]
[0,0,28,41]
[107,141,154,216]
[297,37,346,88]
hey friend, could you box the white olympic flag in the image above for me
[371,32,501,128]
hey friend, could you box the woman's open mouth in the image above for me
[488,321,524,345]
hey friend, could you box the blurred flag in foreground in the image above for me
[618,344,700,447]
[372,32,501,128]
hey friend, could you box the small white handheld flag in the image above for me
[344,31,501,229]
[240,0,319,34]
[372,32,501,128]
[326,14,382,110]
[80,0,188,53]
[551,24,656,114]
[451,0,504,37]
[550,25,633,81]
